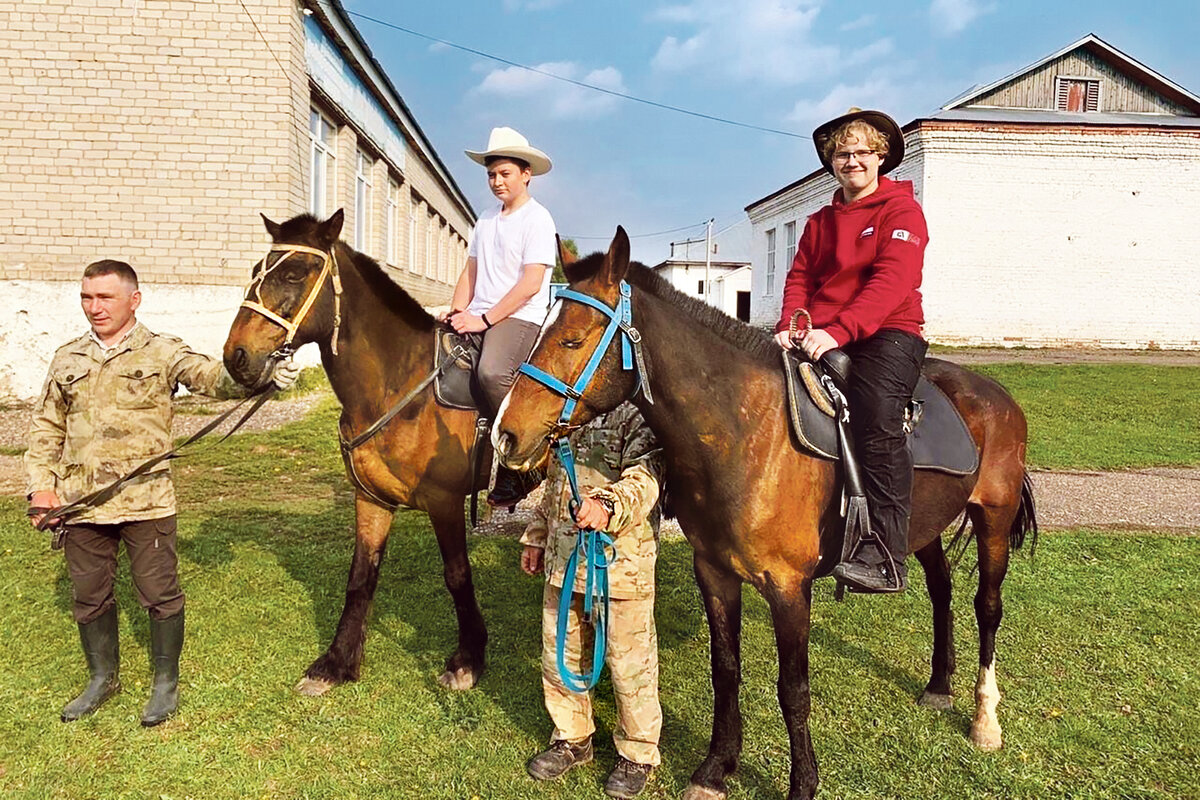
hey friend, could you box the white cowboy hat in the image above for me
[465,127,553,176]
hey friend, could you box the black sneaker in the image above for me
[488,465,544,508]
[527,738,593,781]
[832,560,907,594]
[604,756,654,799]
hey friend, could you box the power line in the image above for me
[338,7,808,140]
[565,221,709,241]
[236,0,290,82]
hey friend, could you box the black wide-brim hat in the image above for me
[812,108,904,176]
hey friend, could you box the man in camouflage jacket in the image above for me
[24,259,299,727]
[519,402,664,799]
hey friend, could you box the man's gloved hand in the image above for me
[270,358,303,391]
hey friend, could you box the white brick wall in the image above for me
[749,125,1200,348]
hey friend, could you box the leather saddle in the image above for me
[433,326,485,411]
[782,351,979,476]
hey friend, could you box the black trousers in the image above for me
[842,329,928,566]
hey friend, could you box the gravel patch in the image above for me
[3,390,1196,534]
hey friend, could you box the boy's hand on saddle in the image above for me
[774,330,796,350]
[800,329,838,361]
[449,311,488,334]
[521,545,545,576]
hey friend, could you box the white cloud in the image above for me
[473,61,627,119]
[786,77,899,127]
[839,13,877,31]
[502,0,565,11]
[649,0,889,87]
[929,0,995,35]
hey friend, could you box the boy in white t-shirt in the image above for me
[441,127,557,506]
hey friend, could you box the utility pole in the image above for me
[704,217,714,307]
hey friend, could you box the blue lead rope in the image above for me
[553,438,617,693]
[517,281,651,694]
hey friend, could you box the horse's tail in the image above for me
[945,469,1039,570]
[1009,470,1039,556]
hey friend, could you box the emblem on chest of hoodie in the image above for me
[858,226,874,239]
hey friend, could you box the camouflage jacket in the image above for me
[520,403,664,600]
[24,322,246,524]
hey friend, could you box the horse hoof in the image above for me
[295,677,335,697]
[682,785,726,800]
[437,667,478,691]
[969,721,1003,751]
[918,691,954,711]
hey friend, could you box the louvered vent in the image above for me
[1055,76,1101,112]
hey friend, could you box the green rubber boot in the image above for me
[61,606,122,722]
[140,610,184,727]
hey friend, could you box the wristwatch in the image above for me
[593,496,616,517]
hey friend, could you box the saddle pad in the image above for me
[433,327,482,412]
[783,352,980,476]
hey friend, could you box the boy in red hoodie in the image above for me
[774,108,928,594]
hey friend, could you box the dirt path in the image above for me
[3,389,1197,533]
[934,347,1200,366]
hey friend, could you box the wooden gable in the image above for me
[945,35,1200,117]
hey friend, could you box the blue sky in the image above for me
[340,0,1200,264]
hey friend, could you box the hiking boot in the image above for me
[141,610,184,727]
[61,606,122,722]
[526,738,593,781]
[604,756,654,799]
[832,559,907,594]
[488,465,545,508]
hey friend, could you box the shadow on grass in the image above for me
[179,503,803,795]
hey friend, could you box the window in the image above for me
[1055,76,1100,112]
[308,108,337,217]
[425,211,434,278]
[385,178,400,266]
[765,228,777,296]
[408,200,418,272]
[438,223,447,282]
[354,149,374,253]
[783,221,796,296]
[697,280,705,296]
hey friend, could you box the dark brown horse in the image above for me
[494,229,1037,800]
[223,210,487,694]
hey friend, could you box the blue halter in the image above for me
[517,280,652,692]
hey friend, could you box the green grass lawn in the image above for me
[971,364,1200,469]
[0,398,1197,799]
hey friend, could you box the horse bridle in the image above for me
[241,243,344,357]
[516,280,653,444]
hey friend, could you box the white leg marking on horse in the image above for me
[970,659,1003,750]
[295,677,335,697]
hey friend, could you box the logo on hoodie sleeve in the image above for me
[891,229,922,246]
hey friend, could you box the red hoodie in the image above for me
[775,177,926,347]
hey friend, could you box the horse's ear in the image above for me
[261,213,283,242]
[317,209,345,248]
[557,234,576,266]
[602,226,630,285]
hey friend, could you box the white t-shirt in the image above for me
[467,197,557,325]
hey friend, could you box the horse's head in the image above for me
[493,227,641,471]
[223,210,344,388]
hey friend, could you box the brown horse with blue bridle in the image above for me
[493,228,1036,800]
[223,210,489,695]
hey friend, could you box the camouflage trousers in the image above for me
[540,582,662,766]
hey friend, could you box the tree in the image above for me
[552,238,578,283]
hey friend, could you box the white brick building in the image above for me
[747,35,1200,349]
[653,231,753,321]
[0,0,473,398]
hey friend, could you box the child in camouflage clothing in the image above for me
[519,402,664,799]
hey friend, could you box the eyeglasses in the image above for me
[832,149,877,163]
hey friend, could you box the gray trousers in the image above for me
[477,317,541,414]
[63,515,184,623]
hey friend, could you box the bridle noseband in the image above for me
[240,243,344,357]
[516,280,652,442]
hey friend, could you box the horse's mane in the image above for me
[277,214,433,330]
[565,252,778,366]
